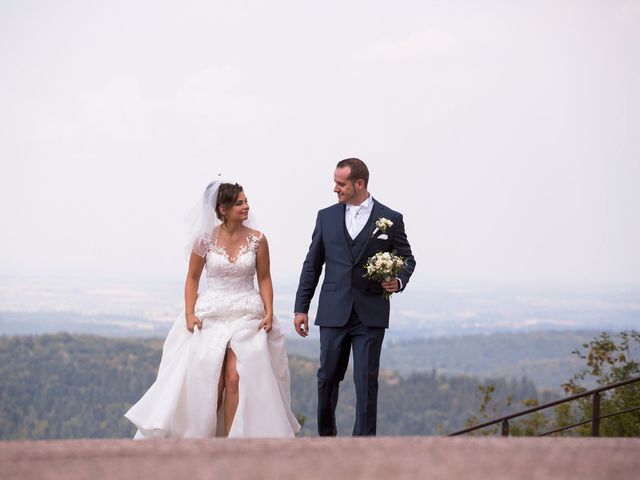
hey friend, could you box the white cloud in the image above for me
[357,28,456,63]
[167,65,275,129]
[79,76,153,142]
[0,86,76,145]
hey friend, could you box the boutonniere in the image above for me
[371,217,393,237]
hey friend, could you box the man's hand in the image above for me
[294,313,309,337]
[381,278,400,294]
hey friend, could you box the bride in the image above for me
[125,181,300,438]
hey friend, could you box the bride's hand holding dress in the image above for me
[185,312,202,332]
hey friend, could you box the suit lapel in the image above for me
[353,199,381,265]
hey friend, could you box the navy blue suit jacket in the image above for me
[294,199,416,328]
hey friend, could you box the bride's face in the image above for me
[223,191,250,222]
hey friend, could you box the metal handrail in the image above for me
[539,405,640,437]
[448,375,640,437]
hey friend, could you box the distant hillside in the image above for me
[383,330,600,390]
[0,311,169,337]
[0,334,165,439]
[286,330,600,390]
[0,314,600,390]
[0,334,547,439]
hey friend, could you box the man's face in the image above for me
[334,167,357,204]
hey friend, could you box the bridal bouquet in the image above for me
[363,251,406,299]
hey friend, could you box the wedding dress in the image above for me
[125,230,300,438]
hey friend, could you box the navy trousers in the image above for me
[317,309,386,436]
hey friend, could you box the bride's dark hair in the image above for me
[215,183,244,222]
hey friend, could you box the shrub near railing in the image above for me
[456,330,640,437]
[561,331,640,437]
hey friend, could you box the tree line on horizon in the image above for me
[0,331,637,439]
[0,333,541,439]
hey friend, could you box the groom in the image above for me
[294,158,416,436]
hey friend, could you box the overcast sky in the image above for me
[2,0,639,288]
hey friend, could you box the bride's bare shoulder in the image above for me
[246,227,265,239]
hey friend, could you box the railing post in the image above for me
[592,392,601,437]
[501,419,509,436]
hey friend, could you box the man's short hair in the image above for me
[336,158,369,187]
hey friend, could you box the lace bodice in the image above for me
[201,231,263,294]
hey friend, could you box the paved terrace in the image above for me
[1,437,638,480]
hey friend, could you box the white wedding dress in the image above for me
[125,231,300,438]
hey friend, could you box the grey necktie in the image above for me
[347,206,361,239]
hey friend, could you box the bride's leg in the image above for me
[217,354,226,413]
[223,348,240,436]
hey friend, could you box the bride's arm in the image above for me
[256,235,273,332]
[184,253,205,332]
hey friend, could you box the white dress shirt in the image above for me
[345,194,374,239]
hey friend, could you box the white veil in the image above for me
[184,178,259,259]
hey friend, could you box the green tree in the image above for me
[463,384,502,435]
[465,330,640,437]
[561,330,640,436]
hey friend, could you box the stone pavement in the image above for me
[1,436,638,480]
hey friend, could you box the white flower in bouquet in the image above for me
[363,250,406,299]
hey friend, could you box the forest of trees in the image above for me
[0,333,543,439]
[285,330,601,390]
[1,331,637,440]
